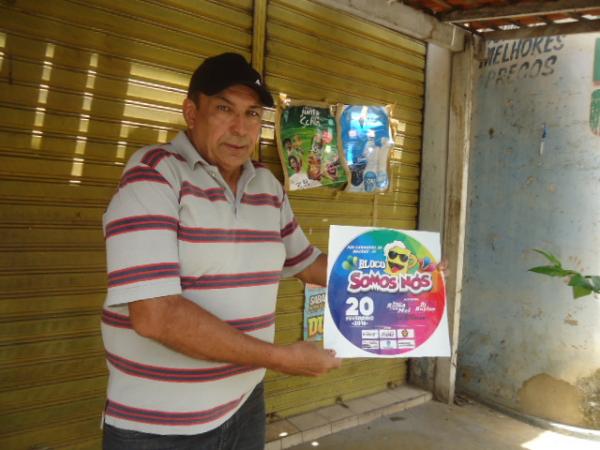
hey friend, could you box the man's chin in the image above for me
[223,146,253,160]
[216,157,251,175]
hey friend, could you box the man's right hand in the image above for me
[276,341,342,377]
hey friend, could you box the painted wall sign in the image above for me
[481,36,566,87]
[325,226,450,358]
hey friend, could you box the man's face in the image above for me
[183,85,263,177]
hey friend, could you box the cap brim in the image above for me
[241,82,274,108]
[198,81,274,108]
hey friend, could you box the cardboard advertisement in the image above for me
[325,226,450,358]
[303,284,326,342]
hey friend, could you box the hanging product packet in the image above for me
[337,105,394,193]
[325,225,450,358]
[275,99,347,191]
[303,283,326,342]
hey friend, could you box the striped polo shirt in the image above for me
[101,131,320,435]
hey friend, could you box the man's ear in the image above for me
[182,97,197,129]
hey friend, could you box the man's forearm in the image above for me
[129,294,340,376]
[131,295,283,367]
[296,253,328,286]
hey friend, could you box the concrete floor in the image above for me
[289,400,600,450]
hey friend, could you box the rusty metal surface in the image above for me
[401,0,600,38]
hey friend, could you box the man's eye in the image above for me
[217,104,231,112]
[248,110,262,118]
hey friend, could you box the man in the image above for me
[101,53,341,450]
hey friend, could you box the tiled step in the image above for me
[265,385,432,449]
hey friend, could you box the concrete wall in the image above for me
[412,43,451,392]
[457,33,600,429]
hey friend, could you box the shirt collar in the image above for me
[237,158,256,193]
[171,130,256,183]
[171,130,204,169]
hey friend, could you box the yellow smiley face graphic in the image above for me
[384,241,418,275]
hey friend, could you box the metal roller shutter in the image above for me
[0,1,253,448]
[262,0,425,418]
[0,0,425,446]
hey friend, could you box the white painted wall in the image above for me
[458,33,600,429]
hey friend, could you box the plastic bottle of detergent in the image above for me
[376,137,392,190]
[362,131,378,192]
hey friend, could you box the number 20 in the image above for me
[345,296,374,316]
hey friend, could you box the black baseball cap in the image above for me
[187,52,274,107]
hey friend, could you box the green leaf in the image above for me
[568,274,594,289]
[532,248,562,266]
[529,266,576,277]
[588,276,600,293]
[572,284,592,299]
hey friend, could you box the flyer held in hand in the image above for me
[325,226,450,358]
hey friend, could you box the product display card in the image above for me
[303,284,326,342]
[337,105,393,193]
[276,102,347,191]
[325,225,450,358]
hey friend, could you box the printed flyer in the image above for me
[275,101,347,191]
[337,105,393,193]
[325,226,450,358]
[303,284,326,342]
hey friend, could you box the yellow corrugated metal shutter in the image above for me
[0,1,254,448]
[262,0,425,418]
[1,0,425,447]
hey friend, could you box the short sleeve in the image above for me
[103,162,181,306]
[279,193,321,278]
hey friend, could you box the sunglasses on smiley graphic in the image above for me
[388,251,410,261]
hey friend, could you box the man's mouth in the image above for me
[224,143,248,151]
[389,261,404,273]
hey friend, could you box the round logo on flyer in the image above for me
[328,229,445,355]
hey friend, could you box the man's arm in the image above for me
[295,253,328,286]
[129,294,340,377]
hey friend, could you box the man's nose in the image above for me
[229,114,248,136]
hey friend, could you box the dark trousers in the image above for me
[103,383,265,450]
